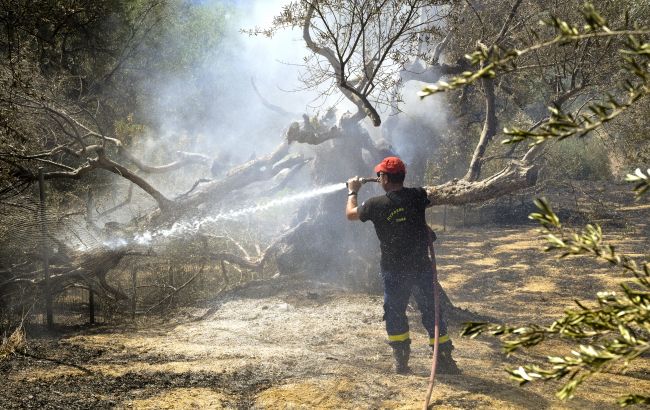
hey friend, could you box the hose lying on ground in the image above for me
[423,228,440,410]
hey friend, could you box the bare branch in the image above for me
[97,183,135,218]
[181,141,296,209]
[92,148,174,211]
[43,163,95,180]
[250,77,296,117]
[431,30,452,65]
[464,0,485,36]
[119,149,211,174]
[176,178,212,200]
[145,260,206,314]
[303,2,382,126]
[494,0,524,46]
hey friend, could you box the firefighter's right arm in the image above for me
[346,177,362,220]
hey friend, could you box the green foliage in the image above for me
[626,167,650,197]
[462,197,650,405]
[543,137,612,181]
[0,0,236,199]
[424,127,477,184]
[420,3,648,97]
[114,114,148,146]
[421,4,649,403]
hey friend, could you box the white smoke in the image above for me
[88,0,449,248]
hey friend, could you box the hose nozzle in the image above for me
[346,177,379,188]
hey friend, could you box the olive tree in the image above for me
[427,3,650,405]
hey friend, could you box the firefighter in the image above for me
[345,156,460,374]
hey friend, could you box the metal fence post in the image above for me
[443,205,447,232]
[168,263,175,308]
[38,167,53,328]
[131,269,137,320]
[89,287,95,324]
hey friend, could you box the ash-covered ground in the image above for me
[3,202,650,409]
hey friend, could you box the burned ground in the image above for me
[2,194,649,409]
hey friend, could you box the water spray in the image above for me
[99,183,350,250]
[97,179,377,251]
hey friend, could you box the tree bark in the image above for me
[464,75,497,182]
[426,159,538,206]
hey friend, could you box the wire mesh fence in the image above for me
[29,287,105,326]
[2,251,269,331]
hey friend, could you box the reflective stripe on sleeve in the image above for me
[387,332,410,342]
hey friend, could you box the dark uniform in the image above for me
[358,187,450,348]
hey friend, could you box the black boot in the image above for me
[391,341,411,374]
[433,341,461,374]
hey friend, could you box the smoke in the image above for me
[388,80,448,169]
[90,1,321,226]
[141,0,326,164]
[90,0,450,248]
[128,0,449,190]
[112,1,349,209]
[137,0,450,167]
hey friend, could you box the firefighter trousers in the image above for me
[382,270,450,346]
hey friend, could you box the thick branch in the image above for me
[117,146,211,174]
[464,75,497,181]
[264,160,310,196]
[286,120,342,145]
[37,150,177,214]
[92,148,174,211]
[426,160,538,206]
[43,163,95,180]
[494,0,524,45]
[181,142,296,209]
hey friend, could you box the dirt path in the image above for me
[2,217,649,409]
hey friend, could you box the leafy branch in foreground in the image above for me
[461,197,650,406]
[420,4,648,97]
[626,168,650,197]
[418,3,649,147]
[502,34,649,145]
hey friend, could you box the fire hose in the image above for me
[423,227,439,409]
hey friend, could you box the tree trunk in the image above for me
[275,122,383,290]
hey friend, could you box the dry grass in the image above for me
[0,325,25,362]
